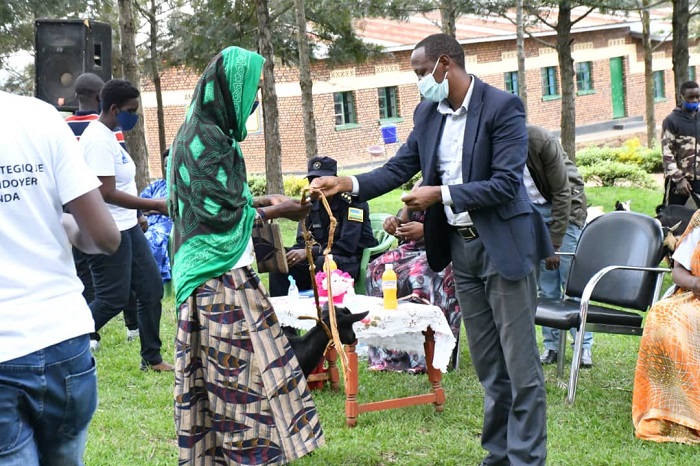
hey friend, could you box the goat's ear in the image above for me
[349,310,369,322]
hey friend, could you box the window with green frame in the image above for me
[653,70,665,100]
[334,91,357,126]
[575,61,594,92]
[541,66,559,98]
[378,87,399,119]
[690,66,696,82]
[504,71,518,95]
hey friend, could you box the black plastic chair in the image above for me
[535,211,670,405]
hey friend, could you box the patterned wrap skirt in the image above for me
[174,266,325,465]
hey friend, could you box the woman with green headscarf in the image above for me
[169,46,324,465]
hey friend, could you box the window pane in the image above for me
[378,88,387,120]
[690,66,696,82]
[387,87,398,118]
[542,67,558,96]
[344,92,356,124]
[334,92,345,125]
[576,62,593,91]
[653,71,665,98]
[504,71,518,94]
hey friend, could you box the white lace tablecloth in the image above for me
[269,294,457,373]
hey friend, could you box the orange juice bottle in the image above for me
[382,263,398,310]
[324,254,338,273]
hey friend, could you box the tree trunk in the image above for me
[118,0,151,191]
[439,0,457,38]
[255,0,284,195]
[672,0,690,106]
[642,0,657,147]
[148,0,167,156]
[294,0,318,160]
[516,0,528,121]
[556,2,576,162]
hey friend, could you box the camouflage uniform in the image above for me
[662,106,700,205]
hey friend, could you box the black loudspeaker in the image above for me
[35,19,112,111]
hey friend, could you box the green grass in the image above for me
[85,186,694,466]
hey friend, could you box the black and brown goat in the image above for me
[287,304,369,377]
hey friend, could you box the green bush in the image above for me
[283,175,308,198]
[579,160,656,188]
[575,138,662,173]
[248,175,266,197]
[400,172,422,191]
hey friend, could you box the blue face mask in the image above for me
[417,58,449,103]
[683,101,699,112]
[117,109,139,131]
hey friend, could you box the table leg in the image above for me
[344,342,359,427]
[326,345,340,392]
[423,327,445,412]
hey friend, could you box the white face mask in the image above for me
[417,58,449,102]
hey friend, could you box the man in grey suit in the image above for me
[311,34,552,465]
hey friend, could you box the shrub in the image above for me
[400,172,422,191]
[248,175,266,197]
[576,146,618,167]
[579,160,656,188]
[283,175,309,198]
[575,138,662,173]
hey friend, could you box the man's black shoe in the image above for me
[540,349,558,365]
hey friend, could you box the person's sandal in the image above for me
[140,361,175,372]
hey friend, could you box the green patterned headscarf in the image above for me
[168,46,264,307]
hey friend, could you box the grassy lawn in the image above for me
[85,184,695,466]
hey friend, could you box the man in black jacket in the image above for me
[268,156,377,296]
[525,125,593,367]
[662,80,700,206]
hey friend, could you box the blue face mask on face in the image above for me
[117,109,139,131]
[417,58,449,103]
[683,101,699,112]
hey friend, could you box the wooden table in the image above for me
[270,294,456,427]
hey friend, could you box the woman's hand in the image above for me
[383,216,402,236]
[268,199,311,221]
[396,221,424,243]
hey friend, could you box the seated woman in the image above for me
[365,183,461,373]
[140,148,172,284]
[632,210,700,443]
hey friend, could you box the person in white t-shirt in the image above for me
[0,91,120,464]
[80,79,173,372]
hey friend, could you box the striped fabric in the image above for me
[174,266,325,465]
[64,111,127,150]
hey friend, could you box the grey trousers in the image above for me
[450,230,547,466]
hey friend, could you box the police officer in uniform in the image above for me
[269,156,378,296]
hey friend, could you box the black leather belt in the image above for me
[455,225,479,240]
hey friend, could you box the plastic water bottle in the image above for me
[382,263,398,310]
[288,276,300,300]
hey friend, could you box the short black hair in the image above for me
[100,79,140,111]
[680,80,699,95]
[414,33,465,69]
